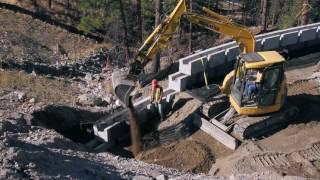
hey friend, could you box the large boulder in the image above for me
[77,94,103,106]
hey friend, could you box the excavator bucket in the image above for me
[112,71,135,107]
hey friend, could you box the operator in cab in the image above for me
[245,70,262,100]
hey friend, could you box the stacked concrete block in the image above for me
[255,39,263,51]
[280,31,299,47]
[168,22,320,93]
[208,50,229,79]
[299,28,318,42]
[261,35,281,50]
[189,57,208,75]
[208,50,226,68]
[225,46,240,63]
[168,72,189,92]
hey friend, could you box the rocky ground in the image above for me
[1,63,316,179]
[0,5,320,180]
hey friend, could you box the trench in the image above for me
[31,105,106,144]
[30,105,137,157]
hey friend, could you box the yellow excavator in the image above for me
[112,0,298,146]
[186,4,299,142]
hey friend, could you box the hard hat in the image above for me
[152,79,158,87]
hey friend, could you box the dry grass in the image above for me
[0,70,79,104]
[0,8,111,63]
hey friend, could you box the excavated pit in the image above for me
[31,105,106,144]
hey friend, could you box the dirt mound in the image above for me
[158,93,202,130]
[137,140,214,173]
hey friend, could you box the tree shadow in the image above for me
[171,97,193,113]
[289,94,320,124]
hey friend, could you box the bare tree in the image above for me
[189,0,192,53]
[152,0,163,73]
[48,0,52,9]
[119,0,131,61]
[260,0,268,31]
[133,0,143,43]
[67,0,70,9]
[32,0,39,13]
[270,0,279,26]
[301,0,310,25]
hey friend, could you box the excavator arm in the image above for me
[186,7,255,53]
[132,0,186,70]
[134,0,255,71]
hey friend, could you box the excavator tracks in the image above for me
[235,142,320,178]
[232,104,299,140]
[198,95,299,145]
[200,94,229,118]
[251,153,290,168]
[299,142,320,161]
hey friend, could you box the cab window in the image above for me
[258,65,283,106]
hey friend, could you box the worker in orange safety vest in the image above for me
[150,79,164,120]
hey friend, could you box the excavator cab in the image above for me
[229,52,287,115]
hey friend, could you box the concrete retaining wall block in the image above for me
[225,46,240,63]
[299,28,318,42]
[261,35,281,50]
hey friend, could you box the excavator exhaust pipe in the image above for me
[112,71,135,107]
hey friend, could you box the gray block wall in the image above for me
[94,23,320,144]
[168,22,320,92]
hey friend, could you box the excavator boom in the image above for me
[186,9,255,53]
[138,0,186,63]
